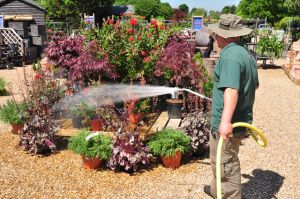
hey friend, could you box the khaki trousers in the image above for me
[209,132,242,199]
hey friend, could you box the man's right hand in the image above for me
[218,121,233,140]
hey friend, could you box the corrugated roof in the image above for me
[0,0,45,11]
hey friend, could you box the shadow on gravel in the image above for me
[242,169,284,199]
[258,64,283,70]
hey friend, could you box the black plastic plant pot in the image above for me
[71,116,83,128]
[166,99,183,119]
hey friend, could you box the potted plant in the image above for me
[107,132,153,172]
[127,99,150,124]
[68,130,112,169]
[0,100,28,134]
[148,128,191,169]
[70,102,95,129]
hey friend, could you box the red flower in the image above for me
[108,18,114,25]
[129,18,138,26]
[114,23,119,30]
[34,73,43,80]
[148,33,153,37]
[128,28,134,34]
[160,25,166,30]
[141,51,147,56]
[150,19,158,28]
[142,56,151,63]
[128,36,135,42]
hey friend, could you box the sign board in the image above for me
[0,14,4,28]
[84,13,95,29]
[192,16,203,31]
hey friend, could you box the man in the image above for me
[205,14,259,198]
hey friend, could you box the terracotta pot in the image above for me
[90,119,103,131]
[11,123,24,135]
[129,113,142,124]
[161,150,182,169]
[82,156,102,169]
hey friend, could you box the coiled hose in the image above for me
[216,122,268,199]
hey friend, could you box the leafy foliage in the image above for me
[45,32,118,84]
[285,0,300,15]
[221,5,236,14]
[68,130,112,159]
[148,128,191,157]
[108,132,153,172]
[0,77,8,96]
[155,34,203,88]
[190,8,208,18]
[256,31,285,59]
[96,104,129,132]
[35,0,114,28]
[115,0,173,20]
[237,0,287,24]
[179,4,189,14]
[172,9,187,22]
[0,100,28,125]
[127,99,151,114]
[181,111,210,156]
[82,16,170,82]
[19,71,63,155]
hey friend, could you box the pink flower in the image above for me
[141,51,147,56]
[128,36,135,42]
[129,18,138,26]
[108,18,114,25]
[128,28,134,34]
[34,73,43,80]
[142,56,151,63]
[148,33,152,37]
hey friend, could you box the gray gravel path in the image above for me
[0,66,299,198]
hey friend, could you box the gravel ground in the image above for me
[0,64,299,198]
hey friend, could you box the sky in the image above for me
[161,0,241,12]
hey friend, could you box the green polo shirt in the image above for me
[211,42,259,132]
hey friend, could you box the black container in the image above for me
[71,116,83,129]
[166,99,183,119]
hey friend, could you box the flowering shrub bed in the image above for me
[82,16,171,83]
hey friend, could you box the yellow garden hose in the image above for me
[216,122,268,199]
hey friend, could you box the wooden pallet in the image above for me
[57,112,182,139]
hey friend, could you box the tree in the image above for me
[179,4,189,14]
[115,0,173,19]
[208,10,220,20]
[190,8,207,18]
[172,9,187,22]
[135,0,161,20]
[221,5,236,14]
[237,0,287,24]
[285,0,300,15]
[35,0,115,27]
[157,3,173,19]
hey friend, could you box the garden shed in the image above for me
[0,0,46,25]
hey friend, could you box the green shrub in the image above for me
[148,128,191,157]
[0,77,8,96]
[68,130,112,160]
[256,31,284,59]
[0,100,28,124]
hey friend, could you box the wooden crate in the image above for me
[56,112,182,139]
